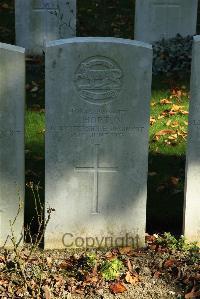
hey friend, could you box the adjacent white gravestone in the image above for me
[134,0,198,44]
[15,0,76,55]
[0,43,25,247]
[45,37,152,249]
[184,36,200,245]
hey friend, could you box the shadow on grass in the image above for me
[147,152,185,236]
[26,57,45,109]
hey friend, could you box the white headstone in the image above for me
[134,0,198,43]
[184,36,200,245]
[0,43,25,247]
[15,0,76,55]
[45,37,152,249]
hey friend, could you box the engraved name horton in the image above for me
[49,107,144,138]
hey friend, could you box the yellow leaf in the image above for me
[180,110,189,115]
[171,104,184,112]
[160,98,172,105]
[166,120,171,126]
[168,134,177,140]
[158,115,165,120]
[150,117,156,125]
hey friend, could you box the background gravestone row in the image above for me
[3,0,200,45]
[13,0,200,53]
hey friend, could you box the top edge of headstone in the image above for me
[193,35,200,43]
[0,43,25,53]
[46,37,152,50]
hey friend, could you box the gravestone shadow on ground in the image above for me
[147,153,185,236]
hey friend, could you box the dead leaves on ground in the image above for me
[145,234,200,298]
[170,86,188,100]
[154,128,187,146]
[0,248,140,298]
[0,239,199,298]
[150,88,189,146]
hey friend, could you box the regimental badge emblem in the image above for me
[74,56,123,105]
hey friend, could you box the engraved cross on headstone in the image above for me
[75,144,118,214]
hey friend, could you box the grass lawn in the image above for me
[148,77,189,235]
[26,111,45,157]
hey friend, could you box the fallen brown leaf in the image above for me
[0,256,5,263]
[127,258,133,273]
[170,176,179,187]
[43,285,51,299]
[85,274,99,283]
[59,260,73,270]
[154,271,162,279]
[125,271,140,285]
[155,129,176,137]
[145,234,157,244]
[46,257,52,266]
[105,251,117,260]
[185,287,200,299]
[109,282,127,294]
[164,259,176,268]
[119,247,133,255]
